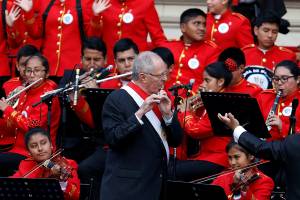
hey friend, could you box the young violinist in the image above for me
[212,141,274,200]
[11,128,80,200]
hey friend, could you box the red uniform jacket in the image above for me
[99,78,123,89]
[0,0,27,76]
[257,89,300,140]
[212,169,274,200]
[71,95,95,129]
[178,111,231,167]
[163,39,220,95]
[2,80,61,156]
[97,0,167,65]
[12,158,80,200]
[243,44,297,71]
[225,78,262,98]
[206,10,253,50]
[22,0,99,76]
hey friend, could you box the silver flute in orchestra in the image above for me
[5,78,43,107]
[96,72,132,84]
[266,90,282,131]
[63,72,132,92]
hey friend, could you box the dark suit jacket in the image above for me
[239,132,300,200]
[100,89,183,200]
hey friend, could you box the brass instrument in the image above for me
[266,90,282,131]
[178,87,205,113]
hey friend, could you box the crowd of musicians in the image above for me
[0,0,300,199]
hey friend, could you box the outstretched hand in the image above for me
[92,0,111,16]
[5,5,21,27]
[218,112,240,130]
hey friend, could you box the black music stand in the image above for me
[166,180,227,200]
[0,178,64,200]
[81,88,114,131]
[201,92,271,138]
[58,88,113,161]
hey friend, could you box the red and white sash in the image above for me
[122,82,169,160]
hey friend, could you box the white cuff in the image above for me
[135,114,144,125]
[233,126,246,142]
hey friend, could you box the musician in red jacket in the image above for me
[0,53,61,177]
[15,0,110,78]
[163,8,220,96]
[206,0,253,50]
[99,38,139,89]
[257,60,300,141]
[218,47,262,98]
[95,0,167,65]
[2,45,40,97]
[212,141,274,200]
[243,12,296,71]
[174,61,233,182]
[12,128,80,200]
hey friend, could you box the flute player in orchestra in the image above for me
[0,53,61,177]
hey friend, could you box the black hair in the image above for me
[113,38,139,58]
[24,128,51,150]
[180,8,206,24]
[254,11,281,28]
[275,60,300,78]
[81,37,107,57]
[226,140,254,162]
[218,47,246,67]
[205,61,233,87]
[24,53,50,72]
[16,45,40,62]
[151,47,174,69]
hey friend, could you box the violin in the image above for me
[228,168,260,200]
[43,155,73,181]
[23,149,73,181]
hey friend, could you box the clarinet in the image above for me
[266,90,282,131]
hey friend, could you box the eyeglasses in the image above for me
[144,71,168,79]
[272,75,295,83]
[25,68,46,75]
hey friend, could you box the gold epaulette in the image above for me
[204,40,218,48]
[46,79,58,88]
[278,46,295,54]
[261,89,276,94]
[232,12,247,20]
[246,82,259,89]
[6,77,20,83]
[242,43,255,50]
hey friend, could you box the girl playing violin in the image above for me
[11,128,80,200]
[212,140,274,200]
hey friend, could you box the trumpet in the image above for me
[178,87,206,113]
[266,90,282,131]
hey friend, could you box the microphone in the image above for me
[94,65,113,80]
[291,98,299,117]
[168,79,195,92]
[73,68,80,106]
